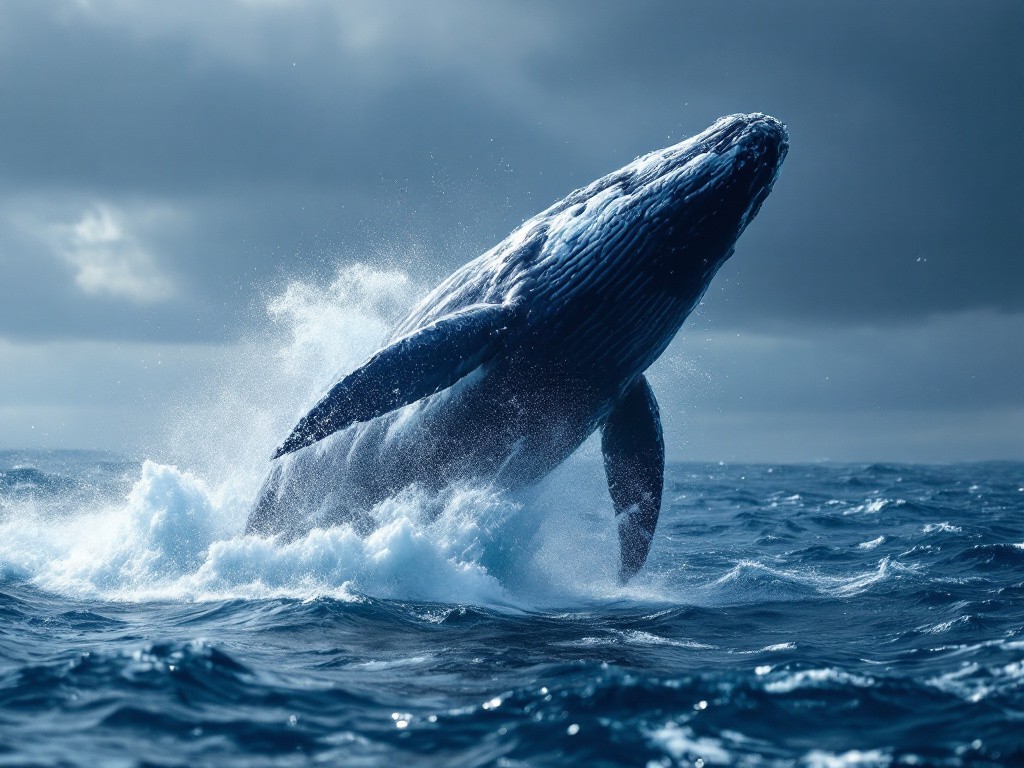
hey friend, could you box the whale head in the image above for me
[637,112,789,281]
[519,113,788,377]
[557,112,787,288]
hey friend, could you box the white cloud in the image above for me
[56,205,175,303]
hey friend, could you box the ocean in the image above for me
[1,450,1021,767]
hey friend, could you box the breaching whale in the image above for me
[247,113,788,580]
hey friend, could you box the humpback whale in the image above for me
[247,113,788,580]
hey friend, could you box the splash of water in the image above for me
[0,265,630,605]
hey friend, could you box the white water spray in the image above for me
[0,265,628,605]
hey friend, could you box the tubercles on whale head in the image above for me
[521,113,788,378]
[536,113,788,311]
[515,113,787,305]
[633,112,789,284]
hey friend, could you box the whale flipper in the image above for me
[601,375,665,582]
[273,302,516,458]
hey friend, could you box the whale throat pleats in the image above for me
[273,303,517,458]
[601,375,665,581]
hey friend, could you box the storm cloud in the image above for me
[1,0,1021,459]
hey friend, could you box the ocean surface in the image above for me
[0,450,1021,767]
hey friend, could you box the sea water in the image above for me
[0,268,1020,766]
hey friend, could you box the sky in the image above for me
[1,0,1021,462]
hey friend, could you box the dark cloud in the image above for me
[648,309,1024,462]
[0,1,1020,458]
[1,0,1020,343]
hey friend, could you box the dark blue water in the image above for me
[1,450,1021,766]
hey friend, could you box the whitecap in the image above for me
[800,748,891,767]
[0,445,648,608]
[648,723,732,766]
[922,522,962,534]
[710,557,901,600]
[857,536,885,550]
[918,616,971,634]
[763,668,875,694]
[842,499,905,516]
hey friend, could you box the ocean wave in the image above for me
[925,655,1024,704]
[708,557,902,601]
[0,461,513,604]
[647,724,897,768]
[951,542,1024,569]
[801,749,892,768]
[0,452,637,608]
[841,498,905,516]
[921,522,962,534]
[762,667,875,694]
[560,630,716,650]
[648,723,733,765]
[916,615,973,634]
[0,466,77,497]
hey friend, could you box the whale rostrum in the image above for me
[248,113,788,581]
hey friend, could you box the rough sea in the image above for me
[1,270,1021,766]
[1,451,1021,767]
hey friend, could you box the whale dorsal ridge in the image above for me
[273,302,517,458]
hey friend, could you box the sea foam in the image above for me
[0,266,628,604]
[0,447,630,605]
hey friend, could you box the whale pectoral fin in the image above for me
[273,302,515,458]
[601,375,665,583]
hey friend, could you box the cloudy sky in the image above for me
[1,0,1021,462]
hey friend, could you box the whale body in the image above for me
[247,113,788,580]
